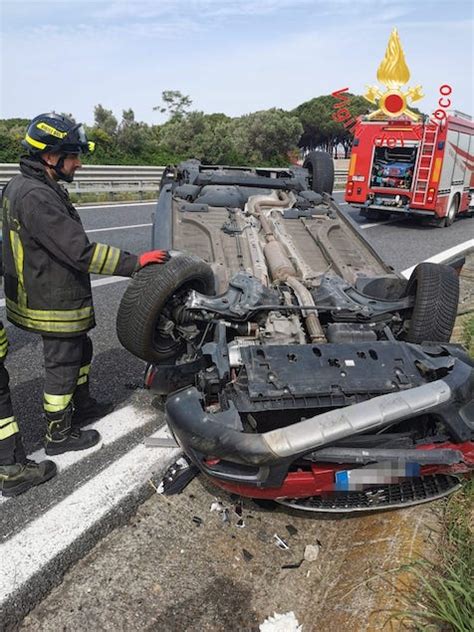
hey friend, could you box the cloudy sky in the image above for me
[1,0,473,125]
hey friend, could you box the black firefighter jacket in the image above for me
[1,157,138,336]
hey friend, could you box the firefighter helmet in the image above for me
[22,113,95,155]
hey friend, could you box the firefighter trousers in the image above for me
[42,335,93,416]
[0,322,26,465]
[0,331,93,464]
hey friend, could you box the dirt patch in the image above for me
[20,477,444,631]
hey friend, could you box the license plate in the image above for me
[335,462,421,491]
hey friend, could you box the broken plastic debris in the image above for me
[303,544,321,562]
[210,500,230,523]
[145,436,179,449]
[273,534,289,550]
[259,611,302,632]
[192,516,203,526]
[159,456,199,495]
[242,548,254,562]
[281,560,303,570]
[210,500,224,513]
[221,509,230,524]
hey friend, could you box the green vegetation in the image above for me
[462,314,474,356]
[69,191,157,205]
[0,90,377,166]
[390,479,473,631]
[388,313,473,631]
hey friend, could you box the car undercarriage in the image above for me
[117,155,473,512]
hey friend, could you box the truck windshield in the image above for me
[371,146,418,190]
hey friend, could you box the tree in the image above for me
[0,119,29,162]
[121,108,135,126]
[231,109,303,164]
[154,90,192,118]
[159,111,235,163]
[294,94,373,157]
[117,108,146,155]
[93,104,118,137]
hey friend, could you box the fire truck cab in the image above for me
[345,111,474,227]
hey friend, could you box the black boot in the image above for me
[0,459,57,497]
[45,403,101,456]
[72,384,114,428]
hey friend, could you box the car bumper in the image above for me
[165,357,473,492]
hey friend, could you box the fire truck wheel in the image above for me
[116,254,215,364]
[443,195,459,227]
[303,151,334,194]
[404,262,459,344]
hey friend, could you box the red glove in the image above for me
[138,250,171,268]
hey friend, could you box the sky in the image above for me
[0,0,473,125]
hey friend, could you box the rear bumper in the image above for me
[362,203,438,217]
[165,358,473,491]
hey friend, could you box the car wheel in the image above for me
[303,151,334,194]
[443,195,459,227]
[404,262,459,343]
[116,254,215,364]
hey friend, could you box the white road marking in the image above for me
[0,277,129,308]
[0,403,158,505]
[89,276,129,288]
[78,201,155,210]
[0,426,180,607]
[359,219,400,229]
[401,239,474,278]
[86,223,152,234]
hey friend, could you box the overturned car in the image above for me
[117,154,473,512]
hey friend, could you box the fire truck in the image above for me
[345,111,474,226]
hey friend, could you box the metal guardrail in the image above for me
[0,164,166,197]
[0,163,348,195]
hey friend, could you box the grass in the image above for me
[388,313,473,631]
[389,479,473,631]
[462,314,474,357]
[69,191,157,204]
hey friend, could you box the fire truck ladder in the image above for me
[412,123,438,205]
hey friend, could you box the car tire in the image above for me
[405,262,459,343]
[443,195,459,227]
[116,254,215,364]
[303,151,334,194]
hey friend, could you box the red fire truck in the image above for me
[345,111,474,226]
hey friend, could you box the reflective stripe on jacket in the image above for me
[1,158,138,336]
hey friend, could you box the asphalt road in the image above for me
[332,190,473,272]
[0,195,472,628]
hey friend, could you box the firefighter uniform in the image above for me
[0,322,22,464]
[1,156,138,458]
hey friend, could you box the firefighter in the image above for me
[0,322,57,497]
[0,112,169,496]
